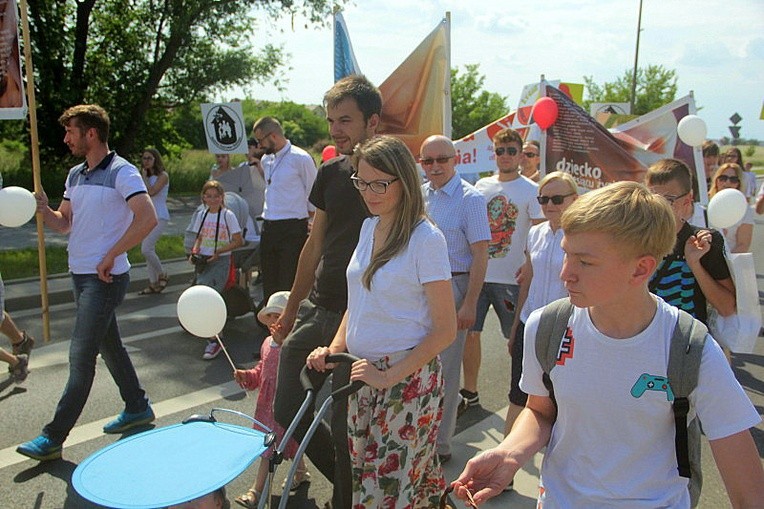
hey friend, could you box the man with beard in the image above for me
[252,116,317,309]
[18,104,157,461]
[271,75,381,509]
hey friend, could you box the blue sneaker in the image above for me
[16,435,62,461]
[103,406,155,434]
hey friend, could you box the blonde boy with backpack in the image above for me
[451,181,762,507]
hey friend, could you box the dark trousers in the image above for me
[260,218,308,307]
[274,300,351,509]
[43,273,148,443]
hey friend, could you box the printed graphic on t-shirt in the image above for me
[630,373,675,401]
[556,327,575,365]
[651,259,696,316]
[486,195,518,258]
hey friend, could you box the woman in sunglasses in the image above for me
[505,172,578,437]
[721,147,756,202]
[306,136,456,507]
[709,163,753,253]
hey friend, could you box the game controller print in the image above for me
[630,373,675,401]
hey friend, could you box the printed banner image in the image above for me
[0,0,26,120]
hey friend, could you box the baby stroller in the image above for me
[184,191,262,318]
[71,354,363,509]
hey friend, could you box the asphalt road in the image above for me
[0,198,762,508]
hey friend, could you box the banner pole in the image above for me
[18,0,51,342]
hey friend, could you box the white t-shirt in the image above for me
[262,141,317,220]
[519,222,567,323]
[345,217,451,361]
[721,205,754,252]
[189,208,241,257]
[474,175,543,284]
[521,297,760,508]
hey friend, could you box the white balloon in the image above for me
[0,186,37,227]
[707,188,748,229]
[676,115,707,147]
[177,285,227,337]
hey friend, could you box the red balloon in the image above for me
[321,145,338,162]
[532,97,559,130]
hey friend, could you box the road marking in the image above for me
[30,326,183,370]
[0,380,247,469]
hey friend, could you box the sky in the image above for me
[239,0,764,141]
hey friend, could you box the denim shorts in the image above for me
[469,282,519,338]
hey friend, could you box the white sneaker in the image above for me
[203,341,222,360]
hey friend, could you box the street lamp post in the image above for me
[630,0,643,114]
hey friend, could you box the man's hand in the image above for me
[456,302,477,331]
[34,189,49,214]
[684,229,712,267]
[97,255,115,283]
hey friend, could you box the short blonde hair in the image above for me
[561,181,676,260]
[538,171,578,196]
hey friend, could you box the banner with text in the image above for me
[0,0,26,120]
[543,82,647,191]
[453,111,527,182]
[378,17,450,158]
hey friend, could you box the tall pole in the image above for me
[19,0,51,342]
[629,0,643,115]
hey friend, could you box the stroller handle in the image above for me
[300,352,365,398]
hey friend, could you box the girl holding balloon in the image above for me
[709,163,753,253]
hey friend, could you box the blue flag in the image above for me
[334,12,362,82]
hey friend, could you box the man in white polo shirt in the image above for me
[252,117,317,312]
[18,104,158,461]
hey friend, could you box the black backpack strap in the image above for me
[668,310,707,479]
[535,298,574,403]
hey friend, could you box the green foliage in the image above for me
[744,145,756,158]
[450,64,508,139]
[20,0,343,169]
[583,65,678,115]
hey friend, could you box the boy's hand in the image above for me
[453,449,517,504]
[684,229,712,266]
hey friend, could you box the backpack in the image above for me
[535,297,707,507]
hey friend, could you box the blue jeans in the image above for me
[469,282,520,338]
[43,273,148,443]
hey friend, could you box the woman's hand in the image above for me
[452,448,517,504]
[306,346,334,372]
[350,359,390,389]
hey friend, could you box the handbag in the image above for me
[707,251,761,354]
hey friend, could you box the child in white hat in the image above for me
[233,291,310,507]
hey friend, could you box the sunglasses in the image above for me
[350,174,399,194]
[716,175,740,184]
[523,152,538,158]
[494,147,518,156]
[537,193,575,205]
[420,155,454,166]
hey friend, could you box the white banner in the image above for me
[201,102,247,154]
[453,111,527,182]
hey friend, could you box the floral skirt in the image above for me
[348,354,445,508]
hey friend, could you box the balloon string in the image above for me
[215,334,237,372]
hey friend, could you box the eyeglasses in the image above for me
[351,174,399,194]
[537,193,575,205]
[255,132,271,145]
[420,155,454,166]
[653,190,689,205]
[141,155,154,160]
[523,151,538,158]
[494,147,519,156]
[716,174,740,184]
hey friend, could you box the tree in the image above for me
[583,64,678,116]
[450,64,508,139]
[24,0,342,165]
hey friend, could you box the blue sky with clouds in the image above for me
[241,0,764,141]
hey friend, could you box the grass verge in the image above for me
[0,235,187,281]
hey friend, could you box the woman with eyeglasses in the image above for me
[138,148,170,295]
[505,172,578,437]
[709,163,753,253]
[306,135,457,507]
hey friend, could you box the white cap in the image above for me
[257,290,290,323]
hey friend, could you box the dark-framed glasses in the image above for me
[523,151,538,158]
[653,190,689,205]
[494,147,518,156]
[420,155,454,166]
[351,174,399,194]
[537,193,575,205]
[716,174,740,184]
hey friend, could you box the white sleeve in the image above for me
[519,307,551,396]
[692,336,761,440]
